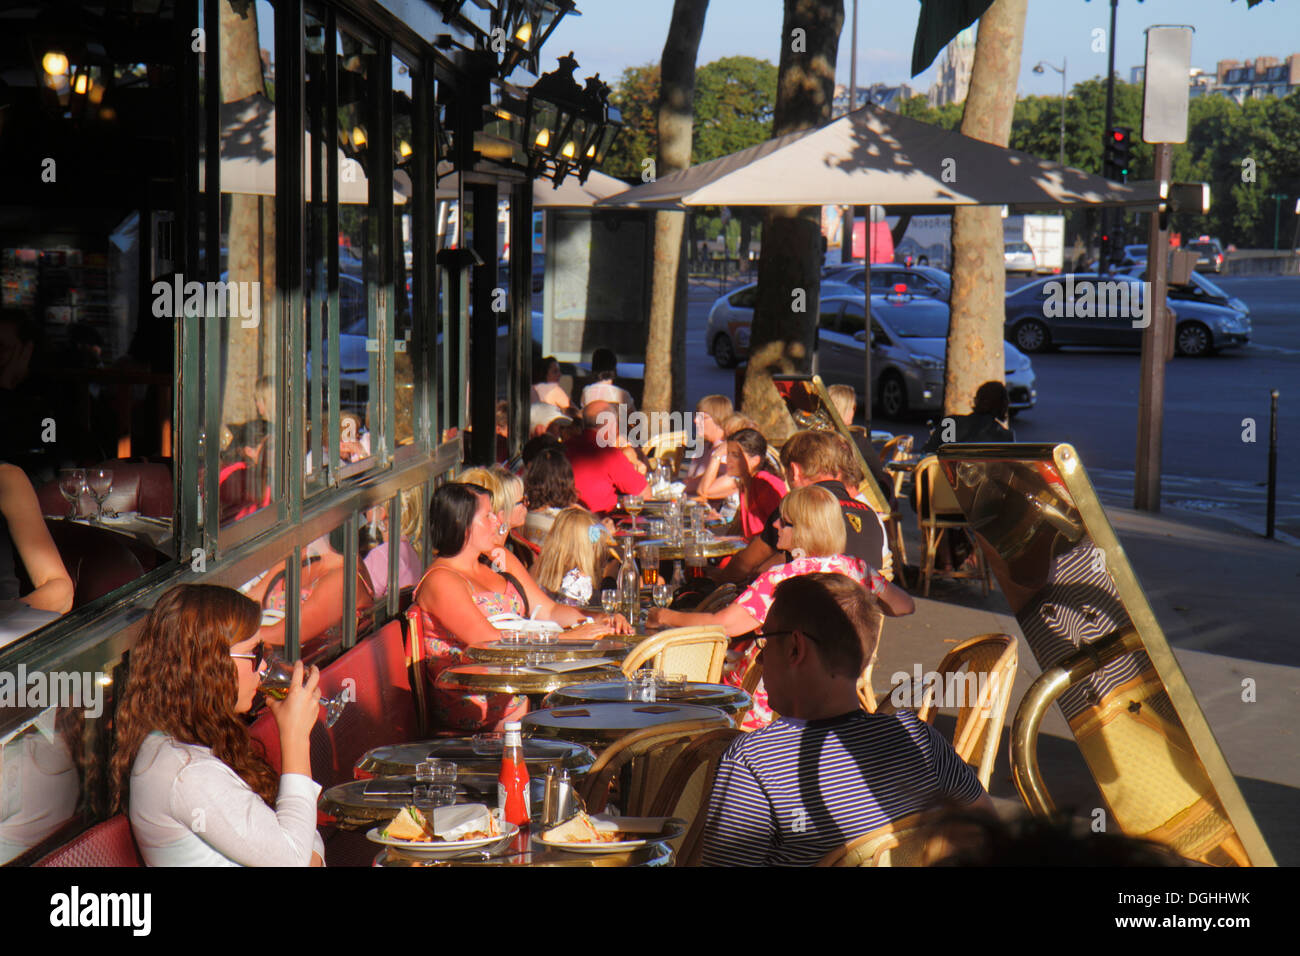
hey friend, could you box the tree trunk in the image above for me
[942,0,1026,417]
[220,0,274,430]
[643,0,710,423]
[741,0,844,440]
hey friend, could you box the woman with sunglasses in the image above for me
[111,584,324,866]
[409,483,632,733]
[647,485,913,729]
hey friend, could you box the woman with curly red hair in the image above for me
[111,584,324,866]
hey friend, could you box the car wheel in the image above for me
[1175,321,1212,357]
[1013,319,1050,354]
[712,333,738,368]
[878,372,908,420]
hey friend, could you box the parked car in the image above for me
[1184,237,1226,274]
[1113,265,1251,357]
[821,263,951,302]
[815,290,1036,420]
[1121,244,1149,266]
[1004,241,1037,274]
[1003,273,1249,357]
[705,279,859,368]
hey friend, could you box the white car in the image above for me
[1004,241,1037,274]
[705,280,859,368]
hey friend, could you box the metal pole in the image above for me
[1273,194,1283,251]
[1059,59,1067,167]
[862,212,872,424]
[842,0,858,265]
[1266,389,1278,538]
[1135,143,1174,512]
[1101,0,1118,262]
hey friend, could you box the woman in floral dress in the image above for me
[647,485,914,729]
[407,483,631,732]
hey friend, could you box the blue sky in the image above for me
[541,0,1300,97]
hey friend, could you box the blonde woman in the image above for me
[683,394,733,495]
[647,484,913,729]
[533,506,618,606]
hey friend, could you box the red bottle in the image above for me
[498,722,531,828]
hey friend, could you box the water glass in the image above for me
[652,580,671,609]
[649,519,667,539]
[501,630,527,646]
[634,669,658,702]
[58,469,86,520]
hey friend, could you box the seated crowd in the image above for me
[106,356,1014,868]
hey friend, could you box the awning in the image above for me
[596,103,1156,212]
[435,164,629,208]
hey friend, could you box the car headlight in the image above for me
[908,353,943,370]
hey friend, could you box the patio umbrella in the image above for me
[435,164,629,208]
[595,103,1156,212]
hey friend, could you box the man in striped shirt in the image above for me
[699,573,993,866]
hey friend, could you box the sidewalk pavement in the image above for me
[876,492,1300,865]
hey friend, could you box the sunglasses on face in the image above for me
[230,640,266,671]
[754,629,798,653]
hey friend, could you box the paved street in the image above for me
[683,274,1300,540]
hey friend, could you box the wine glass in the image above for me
[600,588,618,615]
[652,579,671,610]
[86,468,113,524]
[258,649,346,727]
[622,494,643,533]
[58,469,86,520]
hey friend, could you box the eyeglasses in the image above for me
[230,640,266,671]
[754,629,798,653]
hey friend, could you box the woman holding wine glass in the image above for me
[111,584,324,865]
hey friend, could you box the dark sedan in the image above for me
[1003,274,1250,357]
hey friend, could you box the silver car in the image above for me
[815,291,1037,420]
[705,279,858,368]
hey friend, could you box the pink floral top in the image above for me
[726,554,887,731]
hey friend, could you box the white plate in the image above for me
[366,822,517,859]
[535,833,649,854]
[534,815,675,854]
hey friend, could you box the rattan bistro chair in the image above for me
[816,811,943,867]
[579,719,732,816]
[888,634,1018,790]
[694,583,737,613]
[622,626,728,683]
[912,455,990,597]
[649,727,741,866]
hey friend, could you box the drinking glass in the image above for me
[640,545,660,587]
[622,494,644,532]
[258,649,346,727]
[652,580,671,609]
[600,588,618,615]
[58,469,86,520]
[649,519,667,539]
[501,630,527,645]
[657,673,687,692]
[634,669,658,702]
[685,541,708,579]
[86,468,113,524]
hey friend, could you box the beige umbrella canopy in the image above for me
[596,103,1156,211]
[435,163,629,208]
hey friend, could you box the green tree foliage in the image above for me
[899,81,1300,248]
[604,63,660,178]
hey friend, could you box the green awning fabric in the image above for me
[911,0,996,76]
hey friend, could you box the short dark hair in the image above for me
[591,347,617,381]
[522,433,561,464]
[429,482,490,556]
[533,354,558,381]
[523,446,578,510]
[766,573,883,678]
[973,381,1009,417]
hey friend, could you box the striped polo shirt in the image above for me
[699,709,985,866]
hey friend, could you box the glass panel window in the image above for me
[393,53,416,451]
[304,4,333,493]
[217,0,278,527]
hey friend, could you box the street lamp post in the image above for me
[1033,59,1066,167]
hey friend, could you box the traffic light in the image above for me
[1104,126,1133,182]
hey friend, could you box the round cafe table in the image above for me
[542,681,751,718]
[318,776,547,831]
[465,636,632,665]
[354,737,596,780]
[435,663,625,698]
[521,701,733,750]
[634,536,746,562]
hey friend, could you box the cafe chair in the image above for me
[648,727,741,867]
[912,455,990,598]
[734,655,764,728]
[694,583,737,613]
[643,430,690,474]
[816,811,944,867]
[879,434,914,500]
[622,626,728,683]
[580,719,733,817]
[896,634,1017,790]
